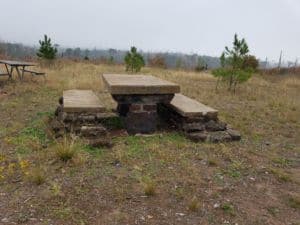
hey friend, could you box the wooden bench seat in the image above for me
[21,69,46,79]
[168,94,218,118]
[0,69,9,77]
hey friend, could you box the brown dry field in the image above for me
[0,61,299,225]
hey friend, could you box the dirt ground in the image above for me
[0,62,299,225]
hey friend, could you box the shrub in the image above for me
[212,34,256,92]
[124,46,145,72]
[148,55,166,68]
[243,55,259,71]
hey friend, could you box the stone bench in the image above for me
[158,94,241,142]
[169,94,218,119]
[63,90,105,113]
[52,90,114,147]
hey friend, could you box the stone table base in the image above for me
[113,94,174,134]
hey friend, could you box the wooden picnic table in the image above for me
[0,60,37,80]
[102,74,180,134]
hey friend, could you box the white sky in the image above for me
[0,0,299,61]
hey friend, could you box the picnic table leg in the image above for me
[9,66,14,80]
[5,64,12,80]
[15,66,22,81]
[21,66,25,80]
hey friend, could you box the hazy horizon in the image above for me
[1,0,299,62]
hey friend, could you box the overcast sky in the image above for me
[0,0,299,61]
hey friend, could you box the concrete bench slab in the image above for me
[169,94,218,118]
[63,90,105,113]
[102,74,180,95]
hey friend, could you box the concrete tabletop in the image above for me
[102,74,180,95]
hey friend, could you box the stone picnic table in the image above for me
[102,74,180,134]
[0,60,37,80]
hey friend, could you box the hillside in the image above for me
[0,62,299,225]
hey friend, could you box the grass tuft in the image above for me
[27,167,46,185]
[221,203,235,216]
[55,138,78,162]
[287,195,300,209]
[142,177,156,196]
[188,197,200,212]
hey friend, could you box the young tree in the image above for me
[212,34,256,92]
[36,35,57,60]
[124,46,145,72]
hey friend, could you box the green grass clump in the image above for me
[269,168,292,182]
[221,203,235,216]
[288,196,300,209]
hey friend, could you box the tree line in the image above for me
[0,39,220,70]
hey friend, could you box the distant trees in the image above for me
[148,55,166,68]
[124,46,145,72]
[195,57,208,72]
[212,34,257,93]
[0,44,4,56]
[37,35,57,60]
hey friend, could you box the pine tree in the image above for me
[212,34,257,93]
[124,46,145,72]
[37,35,57,60]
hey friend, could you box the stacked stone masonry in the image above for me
[51,91,113,147]
[158,94,241,142]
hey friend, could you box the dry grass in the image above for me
[54,138,79,162]
[0,61,299,225]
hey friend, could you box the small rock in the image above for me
[213,203,220,209]
[87,138,112,148]
[265,141,271,146]
[54,105,63,117]
[1,218,9,223]
[80,125,107,137]
[175,213,185,217]
[208,131,232,143]
[186,132,208,142]
[249,177,255,181]
[205,120,227,131]
[111,160,121,167]
[50,119,64,132]
[182,122,205,132]
[226,129,241,141]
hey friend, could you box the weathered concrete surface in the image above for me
[63,90,105,113]
[169,94,218,118]
[102,74,180,95]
